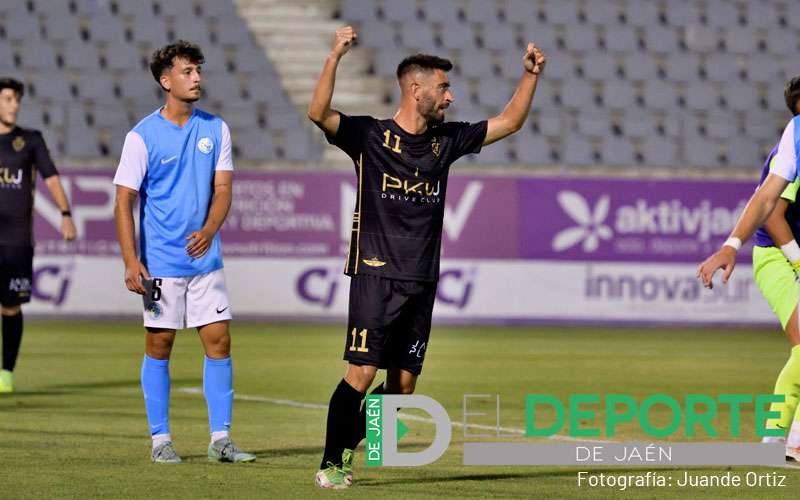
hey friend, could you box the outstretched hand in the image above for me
[696,247,737,289]
[523,42,547,75]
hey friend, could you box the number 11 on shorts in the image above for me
[350,328,368,352]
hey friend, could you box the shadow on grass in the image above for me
[181,445,322,461]
[0,426,143,440]
[41,378,201,391]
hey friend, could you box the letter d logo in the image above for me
[365,394,451,467]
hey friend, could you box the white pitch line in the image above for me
[176,387,585,442]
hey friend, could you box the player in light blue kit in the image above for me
[113,40,254,464]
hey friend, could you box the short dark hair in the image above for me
[0,77,24,98]
[149,40,205,89]
[396,54,453,80]
[785,76,800,116]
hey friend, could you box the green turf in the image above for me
[2,321,800,498]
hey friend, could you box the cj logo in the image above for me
[32,264,72,306]
[296,267,338,308]
[437,268,475,309]
[552,191,613,253]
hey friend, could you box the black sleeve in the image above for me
[324,113,375,160]
[30,131,59,179]
[450,120,488,161]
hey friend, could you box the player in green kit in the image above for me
[751,76,800,460]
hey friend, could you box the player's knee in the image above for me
[0,305,21,316]
[205,334,231,357]
[398,382,415,394]
[346,364,377,391]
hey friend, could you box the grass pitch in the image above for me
[3,320,800,499]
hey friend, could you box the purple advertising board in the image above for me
[33,170,755,263]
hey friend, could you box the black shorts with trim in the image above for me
[0,245,34,306]
[343,273,437,376]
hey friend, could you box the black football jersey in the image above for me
[326,114,487,281]
[0,127,58,246]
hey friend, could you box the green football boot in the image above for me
[0,370,13,393]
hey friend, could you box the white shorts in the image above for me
[142,269,232,329]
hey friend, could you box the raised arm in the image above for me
[307,26,357,136]
[484,43,547,146]
[697,173,789,288]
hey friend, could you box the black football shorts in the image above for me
[343,273,437,375]
[0,245,34,306]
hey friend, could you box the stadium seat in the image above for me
[726,138,764,167]
[704,53,740,83]
[766,28,797,55]
[4,11,41,41]
[504,0,536,23]
[172,16,213,49]
[662,0,699,27]
[561,24,598,52]
[119,72,161,107]
[582,53,623,81]
[723,27,759,55]
[643,81,678,110]
[604,25,639,53]
[381,1,418,22]
[582,0,621,27]
[684,26,719,53]
[705,112,737,139]
[642,25,680,53]
[661,53,701,82]
[624,0,660,27]
[234,129,275,161]
[576,111,610,138]
[744,118,780,143]
[87,13,127,44]
[103,43,144,71]
[601,136,636,166]
[62,41,102,71]
[560,80,595,110]
[201,0,239,20]
[114,0,156,18]
[129,16,169,46]
[76,71,117,103]
[398,23,438,52]
[19,41,59,70]
[642,137,679,166]
[216,18,253,47]
[283,128,313,161]
[454,51,494,79]
[477,139,510,164]
[561,134,594,165]
[743,1,780,29]
[357,20,396,48]
[685,81,720,111]
[540,0,578,25]
[686,137,721,167]
[704,0,740,28]
[601,81,637,109]
[528,111,563,138]
[42,15,82,42]
[476,76,512,107]
[440,22,478,50]
[0,43,16,72]
[155,0,199,18]
[339,0,378,23]
[482,28,518,52]
[623,53,659,81]
[746,56,781,84]
[0,0,28,16]
[513,128,553,164]
[463,0,500,24]
[724,82,761,112]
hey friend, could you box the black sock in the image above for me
[2,311,23,372]
[320,379,365,468]
[350,382,389,449]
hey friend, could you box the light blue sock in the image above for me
[203,356,233,434]
[141,355,170,436]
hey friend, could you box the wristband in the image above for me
[61,210,72,217]
[781,239,800,264]
[723,237,742,251]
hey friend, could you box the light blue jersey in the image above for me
[113,108,234,277]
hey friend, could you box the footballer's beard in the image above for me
[418,99,446,125]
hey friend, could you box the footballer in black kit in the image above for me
[0,77,75,393]
[307,26,546,488]
[331,114,487,375]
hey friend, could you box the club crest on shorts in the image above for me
[197,137,214,154]
[146,302,162,319]
[12,136,25,152]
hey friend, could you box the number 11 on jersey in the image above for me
[382,130,401,153]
